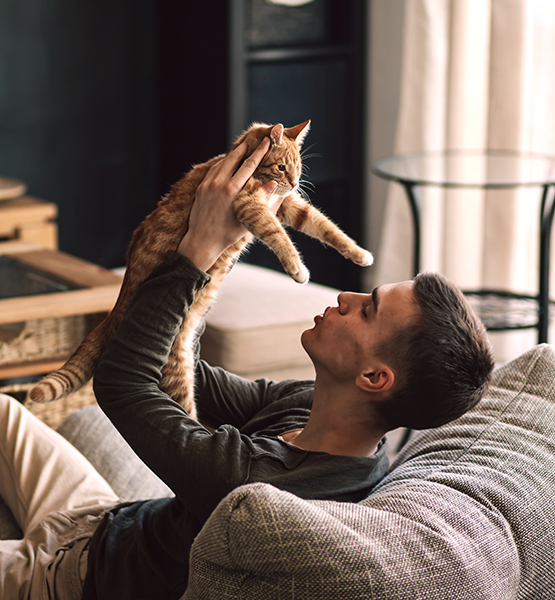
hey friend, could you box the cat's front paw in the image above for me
[289,263,310,284]
[356,250,374,267]
[345,248,374,267]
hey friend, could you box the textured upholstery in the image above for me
[57,406,173,502]
[1,344,555,599]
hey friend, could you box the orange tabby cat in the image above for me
[28,120,373,418]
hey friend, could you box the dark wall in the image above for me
[0,0,367,290]
[156,2,230,197]
[0,0,158,268]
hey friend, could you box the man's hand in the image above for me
[178,137,281,272]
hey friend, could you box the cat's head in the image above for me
[234,120,311,195]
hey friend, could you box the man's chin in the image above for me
[300,329,312,352]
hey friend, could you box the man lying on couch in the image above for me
[0,136,494,600]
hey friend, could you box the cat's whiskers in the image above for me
[297,181,314,201]
[300,153,323,161]
[297,188,310,201]
[300,143,320,158]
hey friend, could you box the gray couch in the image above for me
[2,343,555,598]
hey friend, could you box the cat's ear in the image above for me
[269,124,284,145]
[285,120,311,147]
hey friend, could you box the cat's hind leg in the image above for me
[278,193,373,267]
[159,262,235,419]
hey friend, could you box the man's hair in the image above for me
[376,272,495,430]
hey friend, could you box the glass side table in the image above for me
[372,149,555,344]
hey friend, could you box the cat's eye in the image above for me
[278,165,286,172]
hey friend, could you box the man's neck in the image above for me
[289,379,387,458]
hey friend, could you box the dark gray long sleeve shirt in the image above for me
[83,252,389,600]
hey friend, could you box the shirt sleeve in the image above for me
[194,360,311,430]
[93,252,259,522]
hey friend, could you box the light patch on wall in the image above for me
[267,0,314,6]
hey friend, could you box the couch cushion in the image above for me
[184,344,555,599]
[58,405,173,502]
[199,262,338,380]
[380,342,555,597]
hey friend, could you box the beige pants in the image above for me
[0,393,119,600]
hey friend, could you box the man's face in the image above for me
[301,281,418,381]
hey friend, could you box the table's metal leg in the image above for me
[538,184,555,344]
[395,183,422,452]
[402,182,421,278]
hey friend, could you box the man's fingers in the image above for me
[199,136,270,201]
[230,137,270,190]
[201,145,244,188]
[214,140,249,181]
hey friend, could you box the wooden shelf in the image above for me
[0,359,67,380]
[0,242,122,325]
[0,285,121,326]
[0,242,123,379]
[247,45,351,64]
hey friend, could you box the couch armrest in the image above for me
[184,480,518,600]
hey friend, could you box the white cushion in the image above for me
[200,262,339,380]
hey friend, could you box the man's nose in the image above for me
[337,292,359,314]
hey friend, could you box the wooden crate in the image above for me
[0,196,58,250]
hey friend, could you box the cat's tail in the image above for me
[27,317,114,403]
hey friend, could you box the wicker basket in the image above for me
[0,380,97,429]
[0,316,87,366]
[0,314,103,429]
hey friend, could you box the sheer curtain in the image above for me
[367,0,555,361]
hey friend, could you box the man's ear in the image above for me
[356,368,395,395]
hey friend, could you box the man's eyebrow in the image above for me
[371,287,380,313]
